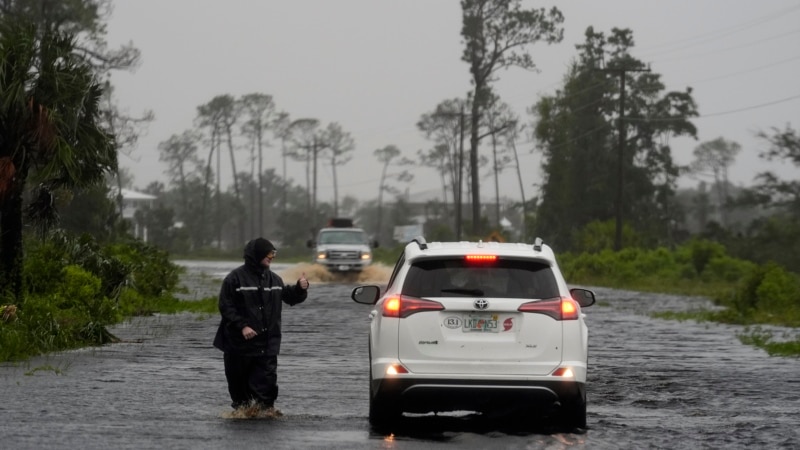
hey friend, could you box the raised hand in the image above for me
[298,272,310,290]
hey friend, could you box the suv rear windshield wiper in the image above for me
[440,288,485,296]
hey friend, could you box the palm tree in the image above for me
[0,20,115,304]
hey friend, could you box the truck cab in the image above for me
[307,219,378,272]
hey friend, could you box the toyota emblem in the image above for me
[474,299,489,310]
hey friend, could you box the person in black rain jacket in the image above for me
[213,238,309,412]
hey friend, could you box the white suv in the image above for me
[351,237,595,430]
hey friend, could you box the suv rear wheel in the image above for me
[559,391,587,430]
[368,367,401,428]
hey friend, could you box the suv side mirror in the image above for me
[306,239,315,248]
[570,288,596,308]
[372,240,379,248]
[352,285,381,305]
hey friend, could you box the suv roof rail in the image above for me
[533,237,544,251]
[410,236,428,250]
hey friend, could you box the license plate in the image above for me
[337,265,349,271]
[463,314,499,333]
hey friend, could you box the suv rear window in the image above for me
[402,258,559,299]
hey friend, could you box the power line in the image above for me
[684,54,800,85]
[653,28,800,64]
[623,93,800,122]
[637,4,800,58]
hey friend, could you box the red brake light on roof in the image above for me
[465,255,498,263]
[518,297,580,320]
[382,295,444,318]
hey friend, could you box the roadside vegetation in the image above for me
[0,232,217,362]
[557,238,800,357]
[372,237,800,357]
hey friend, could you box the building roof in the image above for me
[117,188,157,200]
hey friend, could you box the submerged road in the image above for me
[1,261,798,449]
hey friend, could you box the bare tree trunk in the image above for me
[332,156,339,217]
[510,138,527,241]
[456,107,465,240]
[201,135,215,248]
[491,131,500,227]
[216,132,222,249]
[470,90,481,235]
[281,137,287,216]
[305,146,311,218]
[225,128,244,244]
[377,162,388,244]
[249,134,256,237]
[257,127,264,236]
[312,137,318,215]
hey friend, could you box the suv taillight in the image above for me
[382,295,444,318]
[517,297,580,320]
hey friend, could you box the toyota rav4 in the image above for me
[351,236,595,430]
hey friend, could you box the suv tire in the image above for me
[368,369,401,428]
[559,391,587,430]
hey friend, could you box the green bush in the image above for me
[373,244,405,265]
[571,220,641,252]
[560,250,613,281]
[726,264,765,314]
[23,231,130,300]
[717,261,800,326]
[58,265,118,326]
[0,267,118,362]
[3,231,190,362]
[106,240,182,298]
[703,256,756,283]
[754,263,800,313]
[683,239,727,276]
[116,287,157,317]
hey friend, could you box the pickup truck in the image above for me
[307,219,378,273]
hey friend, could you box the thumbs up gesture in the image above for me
[298,272,310,290]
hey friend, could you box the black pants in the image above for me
[223,353,278,409]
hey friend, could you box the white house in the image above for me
[115,188,157,241]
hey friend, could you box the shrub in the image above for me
[754,263,800,314]
[703,256,757,283]
[685,239,727,276]
[57,265,118,326]
[105,240,182,298]
[23,231,130,300]
[5,232,186,361]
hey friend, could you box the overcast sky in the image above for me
[105,0,800,203]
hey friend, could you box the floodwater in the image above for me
[2,260,799,449]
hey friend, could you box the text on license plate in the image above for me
[463,314,499,332]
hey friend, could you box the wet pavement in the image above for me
[1,261,799,449]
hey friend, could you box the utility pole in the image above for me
[599,65,649,251]
[312,135,318,215]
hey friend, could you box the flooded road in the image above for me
[2,261,799,449]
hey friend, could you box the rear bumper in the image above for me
[371,377,584,415]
